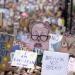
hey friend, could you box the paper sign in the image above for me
[11,50,37,68]
[41,51,69,75]
[67,57,75,75]
[49,33,63,51]
[0,33,14,71]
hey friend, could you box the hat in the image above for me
[21,13,29,17]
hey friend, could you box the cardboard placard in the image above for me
[67,57,75,75]
[0,33,14,71]
[0,13,2,26]
[49,33,63,52]
[41,51,69,75]
[11,50,37,68]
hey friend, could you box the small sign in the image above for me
[67,57,75,75]
[11,50,37,68]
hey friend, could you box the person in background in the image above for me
[4,68,14,75]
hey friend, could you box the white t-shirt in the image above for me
[57,18,62,27]
[9,10,14,17]
[28,3,35,12]
[20,4,25,12]
[51,18,56,24]
[43,17,51,24]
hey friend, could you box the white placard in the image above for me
[67,57,75,75]
[49,33,63,51]
[41,51,69,75]
[11,50,37,68]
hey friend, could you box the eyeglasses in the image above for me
[31,35,49,42]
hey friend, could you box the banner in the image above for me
[41,51,69,75]
[49,33,63,51]
[0,33,14,71]
[11,50,37,68]
[67,57,75,75]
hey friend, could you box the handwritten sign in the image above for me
[49,33,63,51]
[11,50,37,68]
[67,57,75,75]
[41,51,69,75]
[0,33,14,71]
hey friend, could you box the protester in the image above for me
[0,0,75,75]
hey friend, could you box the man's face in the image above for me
[29,23,50,51]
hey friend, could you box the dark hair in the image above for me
[69,55,75,58]
[4,68,14,75]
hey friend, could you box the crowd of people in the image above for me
[0,0,75,75]
[0,0,68,37]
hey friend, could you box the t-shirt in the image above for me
[57,18,62,26]
[43,17,51,24]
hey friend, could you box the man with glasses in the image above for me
[28,21,50,67]
[29,21,50,51]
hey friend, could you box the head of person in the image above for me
[29,21,50,51]
[12,66,18,72]
[4,68,14,75]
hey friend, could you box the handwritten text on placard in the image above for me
[41,51,69,75]
[11,50,37,68]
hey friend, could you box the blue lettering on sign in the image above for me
[21,55,27,58]
[0,34,12,64]
[29,61,35,64]
[0,34,12,42]
[45,56,64,71]
[46,65,61,70]
[0,34,6,41]
[22,64,27,67]
[0,42,6,50]
[51,36,59,41]
[0,49,9,56]
[8,35,12,42]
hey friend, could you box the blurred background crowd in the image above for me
[0,0,75,39]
